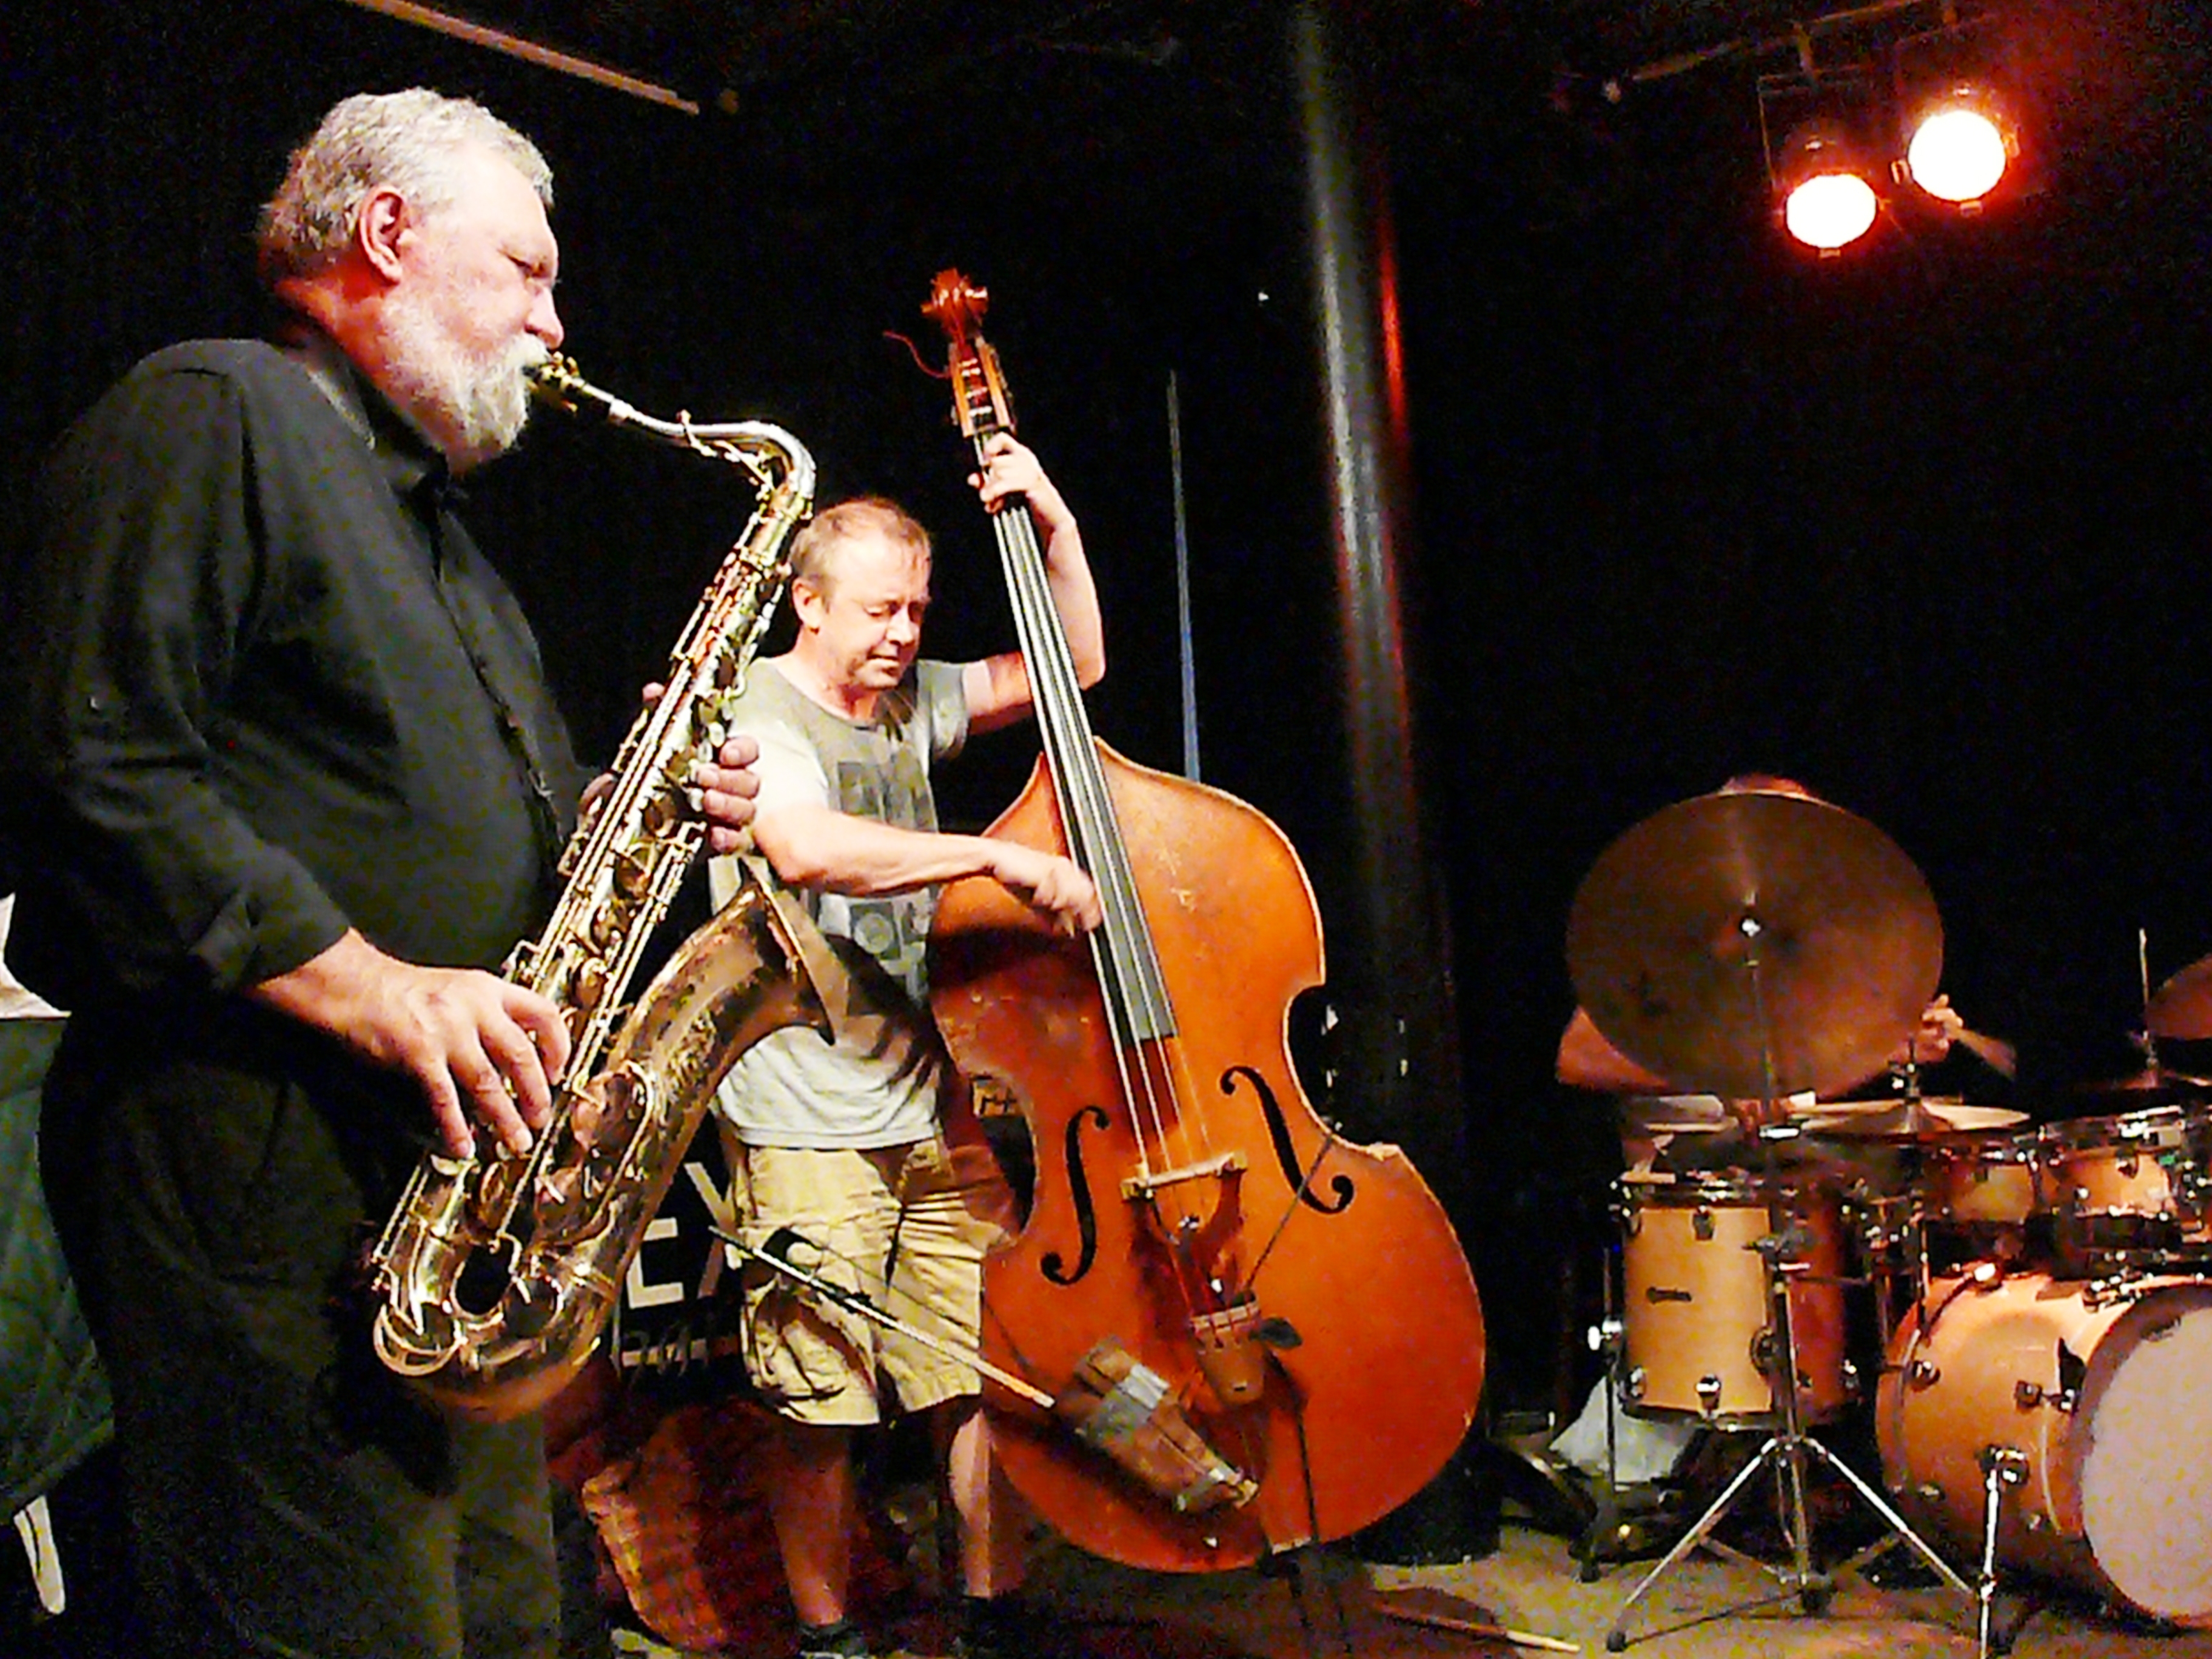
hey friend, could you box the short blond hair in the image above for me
[790,497,932,595]
[257,89,552,288]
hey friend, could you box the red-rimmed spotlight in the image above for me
[1774,119,1881,252]
[1900,82,2015,206]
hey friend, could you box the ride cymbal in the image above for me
[1566,788,1944,1100]
[1795,1098,2028,1139]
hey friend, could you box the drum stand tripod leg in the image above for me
[1603,1205,1976,1651]
[1601,1425,1793,1651]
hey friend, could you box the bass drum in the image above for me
[1877,1271,2212,1626]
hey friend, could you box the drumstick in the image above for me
[1954,1025,2018,1079]
[1374,1603,1581,1653]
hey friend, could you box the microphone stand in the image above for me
[1603,913,1977,1651]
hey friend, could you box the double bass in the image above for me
[922,272,1486,1572]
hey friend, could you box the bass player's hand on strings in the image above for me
[988,841,1103,937]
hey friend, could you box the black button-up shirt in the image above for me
[1,333,582,1017]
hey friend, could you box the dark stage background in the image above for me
[5,0,2211,1425]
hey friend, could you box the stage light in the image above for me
[1772,119,1882,253]
[1891,5,2028,212]
[1614,0,2043,256]
[1900,84,2015,205]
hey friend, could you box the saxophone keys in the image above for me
[571,956,608,1015]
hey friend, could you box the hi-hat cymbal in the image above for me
[2148,955,2212,1041]
[1795,1098,2028,1139]
[1566,788,1944,1100]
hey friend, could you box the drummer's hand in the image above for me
[1723,1096,1788,1139]
[1895,994,1963,1065]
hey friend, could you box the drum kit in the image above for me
[1566,786,2212,1654]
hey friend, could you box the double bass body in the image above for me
[931,745,1487,1572]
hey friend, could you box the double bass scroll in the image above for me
[920,270,1486,1573]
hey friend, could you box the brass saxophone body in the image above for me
[364,355,825,1420]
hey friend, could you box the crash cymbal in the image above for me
[1795,1098,2028,1138]
[1566,788,1944,1100]
[2147,954,2212,1041]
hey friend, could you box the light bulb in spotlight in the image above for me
[1907,105,2009,203]
[1784,172,1880,250]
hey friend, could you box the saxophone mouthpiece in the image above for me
[526,353,585,412]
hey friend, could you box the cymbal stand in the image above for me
[1603,916,1976,1651]
[1889,1042,1943,1138]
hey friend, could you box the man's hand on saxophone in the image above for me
[263,728,762,1162]
[689,730,763,853]
[246,929,572,1161]
[580,693,764,855]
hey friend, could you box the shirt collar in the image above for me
[281,322,460,509]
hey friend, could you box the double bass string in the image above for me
[974,451,1227,1298]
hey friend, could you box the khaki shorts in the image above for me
[723,1128,1016,1425]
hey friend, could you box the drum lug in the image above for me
[2082,1275,2139,1311]
[1692,1208,1714,1242]
[2013,1379,2043,1410]
[1697,1374,1722,1414]
[1623,1366,1646,1404]
[1907,1358,1940,1388]
[1841,1357,1862,1398]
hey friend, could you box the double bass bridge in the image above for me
[1119,1150,1247,1202]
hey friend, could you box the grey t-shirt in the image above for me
[708,657,970,1148]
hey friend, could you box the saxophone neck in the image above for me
[526,354,814,496]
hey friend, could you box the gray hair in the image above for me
[256,89,552,287]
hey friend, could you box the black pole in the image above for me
[1287,1,1493,1564]
[1287,1,1469,1206]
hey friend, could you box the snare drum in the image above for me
[2037,1105,2212,1272]
[1617,1173,1848,1426]
[1877,1270,2212,1626]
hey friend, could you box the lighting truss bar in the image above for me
[1613,0,1979,90]
[333,0,701,114]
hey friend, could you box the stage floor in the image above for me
[612,1520,2212,1659]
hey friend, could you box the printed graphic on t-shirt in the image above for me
[814,745,939,1002]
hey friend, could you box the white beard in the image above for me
[378,287,547,473]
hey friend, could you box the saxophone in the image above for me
[364,355,827,1421]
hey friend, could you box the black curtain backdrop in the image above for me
[6,0,2210,1416]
